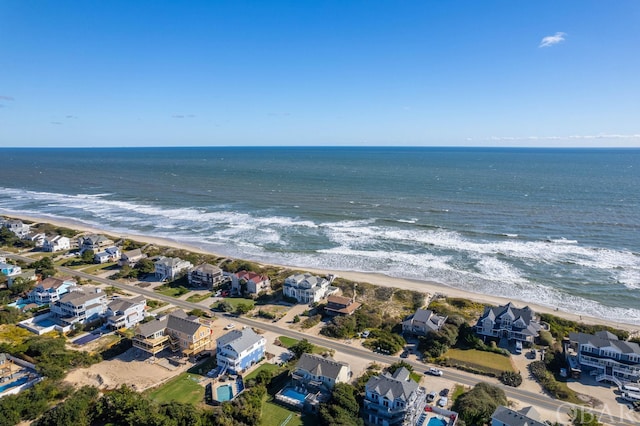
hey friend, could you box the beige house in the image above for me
[133,310,212,357]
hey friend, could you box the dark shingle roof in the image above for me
[295,353,349,381]
[365,367,418,402]
[491,406,546,426]
[569,331,640,355]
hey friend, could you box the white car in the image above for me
[437,397,448,407]
[224,323,235,330]
[428,367,443,376]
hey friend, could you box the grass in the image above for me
[444,348,515,375]
[147,373,205,405]
[186,292,212,303]
[262,401,304,426]
[223,297,256,310]
[155,285,190,297]
[81,262,118,274]
[146,299,168,311]
[410,372,422,383]
[244,363,281,381]
[276,336,329,355]
[187,356,218,377]
[451,384,466,402]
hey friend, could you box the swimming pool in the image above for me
[34,318,57,327]
[426,416,448,426]
[281,387,307,403]
[0,376,29,393]
[216,384,233,402]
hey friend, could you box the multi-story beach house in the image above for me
[118,248,146,267]
[154,256,193,281]
[50,287,108,326]
[216,327,266,374]
[133,310,212,357]
[0,261,22,279]
[94,246,121,264]
[324,295,361,316]
[28,277,77,304]
[105,295,146,330]
[276,353,351,412]
[283,273,337,304]
[474,302,544,344]
[363,367,425,426]
[402,309,448,336]
[491,406,546,426]
[78,234,114,254]
[565,330,640,384]
[188,263,224,289]
[25,232,46,248]
[2,219,31,238]
[42,235,71,252]
[228,270,271,295]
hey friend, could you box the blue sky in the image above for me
[1,1,639,147]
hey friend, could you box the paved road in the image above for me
[5,251,639,425]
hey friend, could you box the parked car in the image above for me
[224,323,235,330]
[437,397,448,407]
[400,350,409,358]
[361,330,370,338]
[440,388,449,397]
[427,367,443,376]
[426,391,437,402]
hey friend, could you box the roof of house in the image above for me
[491,405,546,426]
[122,248,143,258]
[403,309,447,332]
[237,270,268,282]
[365,367,418,402]
[166,310,204,335]
[569,331,640,355]
[136,316,169,337]
[295,353,350,381]
[217,327,264,354]
[193,263,222,274]
[325,295,361,315]
[38,277,65,290]
[108,295,146,313]
[155,256,191,268]
[58,288,105,307]
[81,234,112,245]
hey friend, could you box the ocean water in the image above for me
[1,147,639,324]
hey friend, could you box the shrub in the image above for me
[301,314,322,329]
[500,371,522,387]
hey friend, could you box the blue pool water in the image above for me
[35,319,56,327]
[426,417,447,426]
[0,376,29,393]
[282,388,307,403]
[216,384,233,402]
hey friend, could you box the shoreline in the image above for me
[4,212,638,333]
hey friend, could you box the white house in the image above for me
[105,296,147,330]
[94,246,121,264]
[402,309,448,336]
[229,270,271,295]
[118,249,146,267]
[50,287,108,326]
[283,273,337,304]
[78,234,114,254]
[0,262,22,278]
[28,277,77,304]
[26,232,46,247]
[154,256,193,281]
[216,327,266,374]
[43,235,71,252]
[2,220,30,238]
[363,367,424,426]
[475,302,544,344]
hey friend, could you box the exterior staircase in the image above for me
[596,374,623,389]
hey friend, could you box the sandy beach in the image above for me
[6,213,638,333]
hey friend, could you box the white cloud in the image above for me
[539,32,566,48]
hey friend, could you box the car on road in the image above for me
[427,367,443,376]
[224,323,235,330]
[426,391,437,402]
[437,397,448,407]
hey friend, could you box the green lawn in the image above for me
[155,285,190,297]
[224,297,256,309]
[444,348,515,375]
[262,401,303,426]
[187,356,218,377]
[186,293,212,303]
[147,373,205,405]
[409,372,421,383]
[276,337,329,355]
[244,363,281,381]
[81,262,118,274]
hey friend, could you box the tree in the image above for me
[452,382,507,426]
[290,339,314,358]
[235,303,253,315]
[31,257,56,279]
[499,371,523,387]
[569,408,603,426]
[318,383,363,426]
[81,249,95,264]
[135,257,155,275]
[387,361,413,374]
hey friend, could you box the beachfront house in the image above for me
[105,295,146,330]
[229,270,271,295]
[324,295,361,316]
[283,273,337,304]
[402,309,448,336]
[50,287,108,326]
[94,246,121,264]
[565,330,640,384]
[2,219,31,238]
[118,248,146,267]
[154,256,193,282]
[133,310,212,357]
[43,235,71,252]
[78,234,114,254]
[28,277,77,304]
[491,406,546,426]
[25,232,46,248]
[216,327,266,375]
[188,263,224,289]
[474,302,543,344]
[363,367,425,426]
